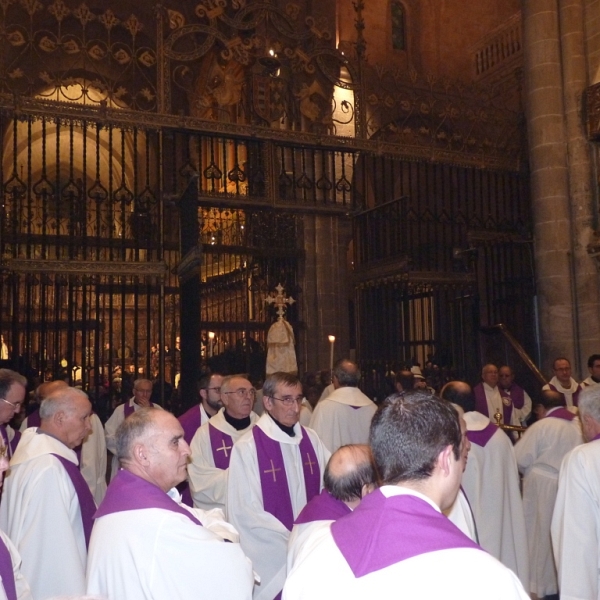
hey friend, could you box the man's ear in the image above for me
[437,445,454,477]
[54,410,66,427]
[132,442,149,465]
[262,395,273,412]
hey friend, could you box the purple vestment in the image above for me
[294,489,351,525]
[27,410,41,428]
[253,425,320,531]
[0,426,19,459]
[467,422,498,447]
[499,383,526,409]
[546,407,575,421]
[332,490,481,577]
[95,469,202,526]
[474,383,513,424]
[548,383,582,408]
[0,535,16,600]
[208,423,234,470]
[178,405,203,446]
[51,454,96,547]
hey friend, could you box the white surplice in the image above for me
[104,399,164,480]
[542,377,580,410]
[581,376,600,388]
[445,487,478,542]
[188,408,259,512]
[0,530,31,600]
[308,387,376,454]
[0,428,90,600]
[22,413,107,505]
[227,413,330,600]
[552,438,600,600]
[461,411,529,588]
[283,486,530,600]
[514,409,583,596]
[86,487,254,600]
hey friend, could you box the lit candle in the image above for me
[328,335,335,371]
[208,331,215,358]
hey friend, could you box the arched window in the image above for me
[391,1,406,51]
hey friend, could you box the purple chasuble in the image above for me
[0,536,16,600]
[332,490,481,577]
[294,489,351,524]
[546,407,575,421]
[123,400,153,418]
[253,425,321,531]
[51,454,96,547]
[549,383,582,407]
[178,405,203,446]
[208,423,234,470]
[467,422,498,447]
[0,426,19,459]
[500,384,526,409]
[473,384,490,418]
[95,468,202,526]
[27,410,41,428]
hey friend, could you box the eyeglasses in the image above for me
[207,387,221,393]
[223,388,255,399]
[270,395,303,406]
[0,397,22,411]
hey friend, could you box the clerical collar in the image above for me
[223,410,251,431]
[36,428,68,447]
[268,413,296,437]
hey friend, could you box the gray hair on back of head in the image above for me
[116,406,158,462]
[39,387,89,420]
[578,386,600,423]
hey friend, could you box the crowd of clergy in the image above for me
[0,354,598,599]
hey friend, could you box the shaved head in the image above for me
[324,444,375,503]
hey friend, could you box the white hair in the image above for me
[578,386,600,423]
[39,387,89,420]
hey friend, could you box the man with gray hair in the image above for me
[105,378,163,480]
[0,369,27,458]
[309,359,376,453]
[0,386,95,600]
[87,407,253,600]
[552,385,600,600]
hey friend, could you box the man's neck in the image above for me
[223,410,251,431]
[37,427,68,448]
[201,401,217,418]
[557,378,572,389]
[268,413,296,437]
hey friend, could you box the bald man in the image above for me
[87,408,253,600]
[287,444,375,571]
[309,359,376,453]
[21,380,107,504]
[1,387,95,599]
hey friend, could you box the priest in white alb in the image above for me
[552,385,600,600]
[441,381,529,588]
[188,374,259,512]
[542,357,582,410]
[0,387,96,600]
[309,359,376,453]
[86,407,254,600]
[581,353,600,389]
[227,372,330,600]
[514,389,583,598]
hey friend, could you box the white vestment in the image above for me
[514,408,583,596]
[317,383,334,403]
[21,413,107,504]
[283,486,530,600]
[287,520,331,574]
[480,383,527,427]
[86,487,254,600]
[0,429,90,600]
[188,408,259,512]
[552,438,600,600]
[445,488,478,542]
[543,377,581,410]
[582,376,600,388]
[227,414,330,600]
[105,399,164,480]
[461,411,529,588]
[298,399,312,427]
[0,530,31,600]
[308,387,376,454]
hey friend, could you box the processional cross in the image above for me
[265,283,295,321]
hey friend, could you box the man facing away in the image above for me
[228,372,330,600]
[105,378,163,481]
[542,357,582,411]
[514,390,583,599]
[0,387,95,600]
[188,374,259,512]
[283,390,529,600]
[287,443,375,572]
[87,407,253,600]
[21,380,107,504]
[552,385,600,600]
[309,359,376,454]
[440,381,529,589]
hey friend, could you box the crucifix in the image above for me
[215,439,232,458]
[265,283,295,321]
[264,459,281,482]
[304,453,316,475]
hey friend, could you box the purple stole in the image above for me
[546,407,575,421]
[124,400,153,418]
[294,489,351,524]
[466,422,498,447]
[95,468,202,526]
[500,383,526,421]
[0,426,19,459]
[178,405,203,446]
[549,383,582,407]
[51,454,96,548]
[27,410,41,428]
[0,536,16,600]
[332,490,481,577]
[473,383,491,418]
[208,423,234,470]
[252,425,320,531]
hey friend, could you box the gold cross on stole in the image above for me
[264,459,281,482]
